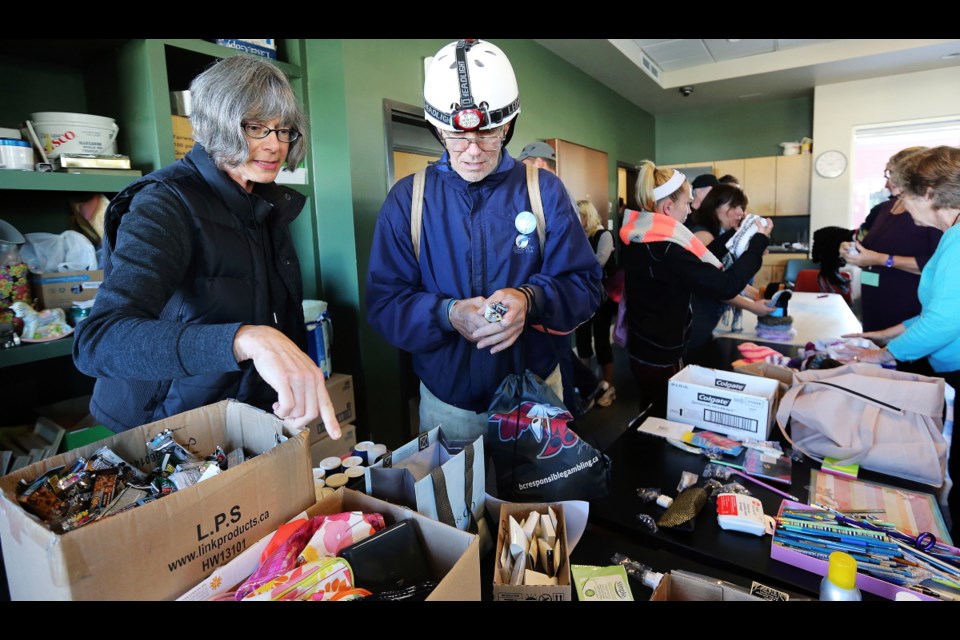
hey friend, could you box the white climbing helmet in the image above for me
[423,39,521,139]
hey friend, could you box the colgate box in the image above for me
[667,365,780,441]
[0,400,314,600]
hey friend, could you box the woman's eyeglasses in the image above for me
[241,122,301,143]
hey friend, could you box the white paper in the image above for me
[509,516,526,558]
[540,513,556,547]
[521,513,539,541]
[510,551,526,585]
[636,416,694,440]
[485,494,589,553]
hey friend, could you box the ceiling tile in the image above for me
[703,39,777,62]
[631,39,674,47]
[776,39,835,50]
[643,39,711,67]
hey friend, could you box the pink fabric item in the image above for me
[737,342,782,364]
[234,511,385,601]
[298,511,386,564]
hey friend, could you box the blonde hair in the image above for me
[635,160,690,212]
[578,199,603,235]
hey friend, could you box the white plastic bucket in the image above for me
[780,141,800,156]
[30,112,119,159]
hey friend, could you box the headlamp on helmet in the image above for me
[423,39,521,140]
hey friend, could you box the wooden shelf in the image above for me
[159,39,301,78]
[0,336,74,368]
[0,171,135,193]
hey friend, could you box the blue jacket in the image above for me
[366,150,602,412]
[888,224,960,372]
[74,144,307,432]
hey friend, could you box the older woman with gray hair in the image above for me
[845,145,960,536]
[74,55,341,440]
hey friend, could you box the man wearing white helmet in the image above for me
[366,39,603,441]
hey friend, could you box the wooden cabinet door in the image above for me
[713,159,744,186]
[776,154,811,216]
[744,157,777,217]
[548,139,610,226]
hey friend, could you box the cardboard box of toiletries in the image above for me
[0,400,313,600]
[667,365,780,441]
[177,486,481,601]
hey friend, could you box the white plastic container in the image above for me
[0,138,34,171]
[780,141,801,156]
[29,111,119,159]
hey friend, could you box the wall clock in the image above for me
[815,150,847,178]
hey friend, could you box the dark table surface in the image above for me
[586,424,943,599]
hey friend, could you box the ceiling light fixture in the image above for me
[727,39,741,43]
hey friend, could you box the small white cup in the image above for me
[344,465,365,480]
[341,455,364,470]
[368,444,388,465]
[319,456,342,476]
[353,441,375,464]
[325,473,349,490]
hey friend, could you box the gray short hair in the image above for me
[189,56,308,171]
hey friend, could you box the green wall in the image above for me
[655,96,813,164]
[306,39,656,447]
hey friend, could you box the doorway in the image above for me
[384,99,443,185]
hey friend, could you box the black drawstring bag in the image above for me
[486,369,612,502]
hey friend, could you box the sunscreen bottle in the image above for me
[820,551,862,601]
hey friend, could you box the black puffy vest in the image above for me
[89,145,307,431]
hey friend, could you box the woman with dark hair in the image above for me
[74,56,341,439]
[846,145,960,536]
[620,162,772,419]
[685,185,773,368]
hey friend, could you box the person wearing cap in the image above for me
[517,141,557,174]
[517,139,605,414]
[690,173,720,213]
[366,39,602,441]
[620,160,772,419]
[718,174,741,188]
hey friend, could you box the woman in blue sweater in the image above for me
[847,146,960,537]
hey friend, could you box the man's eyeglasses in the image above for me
[442,134,504,153]
[241,122,301,143]
[883,168,892,178]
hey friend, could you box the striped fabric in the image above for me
[619,209,722,269]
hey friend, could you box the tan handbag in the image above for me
[776,363,947,487]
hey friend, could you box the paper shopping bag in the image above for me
[365,427,486,535]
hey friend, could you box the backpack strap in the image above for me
[411,168,427,261]
[411,164,545,261]
[525,163,546,252]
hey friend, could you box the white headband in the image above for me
[653,170,687,201]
